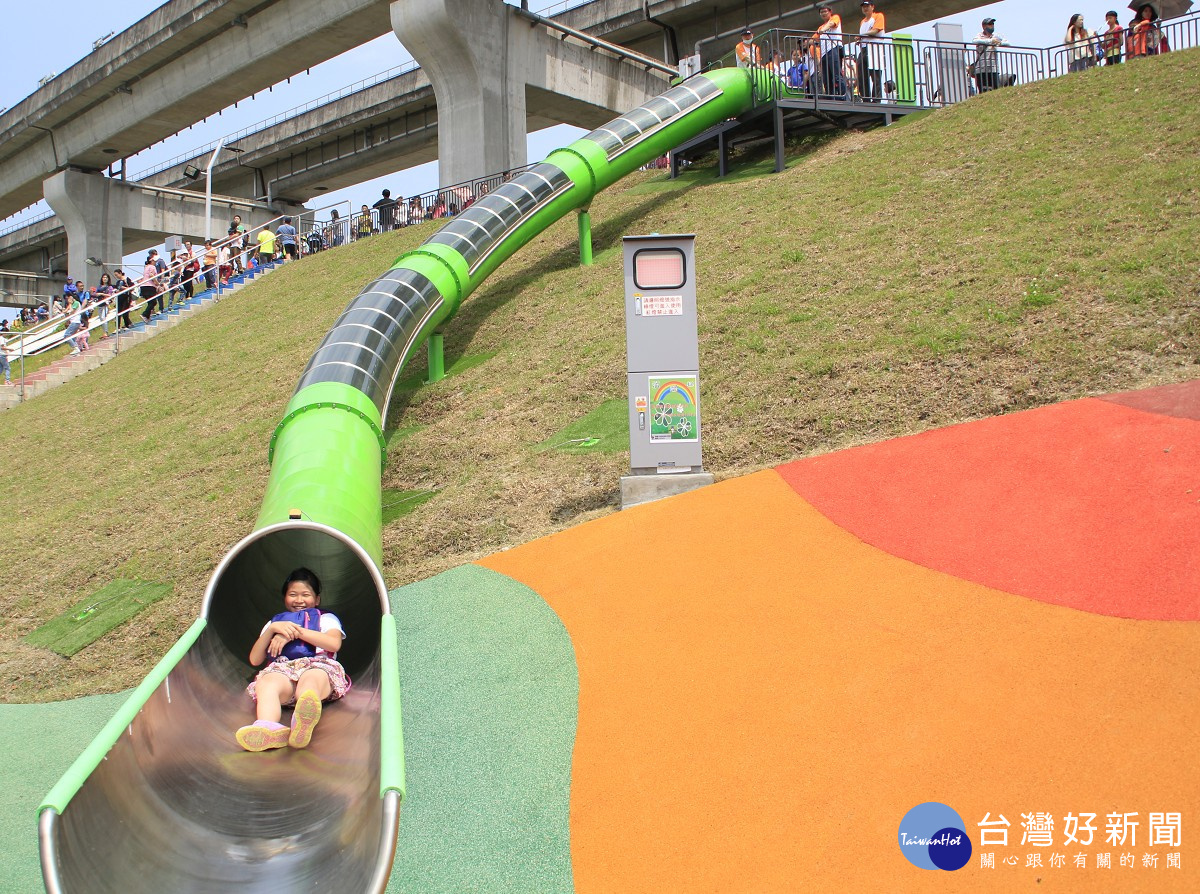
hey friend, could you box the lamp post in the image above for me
[203,138,226,241]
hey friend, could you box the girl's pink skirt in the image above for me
[246,656,351,703]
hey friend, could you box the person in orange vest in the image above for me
[735,28,763,67]
[857,1,887,102]
[815,6,848,99]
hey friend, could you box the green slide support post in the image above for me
[578,209,593,266]
[427,332,446,384]
[39,66,761,894]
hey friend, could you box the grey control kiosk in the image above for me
[619,233,714,509]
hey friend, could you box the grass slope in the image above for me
[3,51,1197,702]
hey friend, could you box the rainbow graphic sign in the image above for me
[648,375,699,442]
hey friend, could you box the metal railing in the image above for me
[710,12,1199,108]
[295,165,537,251]
[0,206,345,402]
[0,208,55,240]
[526,0,596,17]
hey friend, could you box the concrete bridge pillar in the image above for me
[391,0,527,187]
[44,170,126,289]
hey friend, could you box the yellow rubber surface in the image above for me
[480,470,1198,892]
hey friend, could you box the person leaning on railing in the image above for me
[857,1,887,102]
[786,44,818,94]
[356,204,373,240]
[815,6,848,99]
[972,17,1011,93]
[328,209,344,246]
[1101,11,1124,64]
[735,28,763,67]
[1065,14,1099,72]
[1128,4,1163,57]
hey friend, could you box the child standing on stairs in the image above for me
[236,567,351,752]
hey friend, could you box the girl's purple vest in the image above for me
[271,607,321,660]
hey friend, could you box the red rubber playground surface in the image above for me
[480,381,1200,892]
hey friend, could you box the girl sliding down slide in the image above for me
[236,568,351,751]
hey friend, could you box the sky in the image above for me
[0,0,1156,309]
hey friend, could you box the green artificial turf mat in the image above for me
[386,564,577,894]
[536,398,628,454]
[381,488,437,525]
[25,580,171,657]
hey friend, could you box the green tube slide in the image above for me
[37,65,762,893]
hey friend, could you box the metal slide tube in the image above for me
[39,66,759,893]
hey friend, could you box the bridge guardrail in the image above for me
[129,61,424,183]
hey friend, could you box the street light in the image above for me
[203,138,226,241]
[85,257,124,279]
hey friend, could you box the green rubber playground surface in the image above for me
[386,564,576,894]
[0,693,129,893]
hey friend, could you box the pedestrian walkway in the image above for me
[0,262,281,410]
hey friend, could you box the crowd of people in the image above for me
[736,3,895,103]
[304,179,511,253]
[1061,4,1171,71]
[0,213,309,368]
[736,1,1178,101]
[3,169,524,352]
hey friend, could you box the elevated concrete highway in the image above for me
[560,0,981,63]
[138,23,670,203]
[0,0,392,223]
[0,0,985,296]
[0,10,671,287]
[0,0,984,224]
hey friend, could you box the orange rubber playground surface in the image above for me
[479,381,1200,892]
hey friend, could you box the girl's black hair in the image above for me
[282,567,321,597]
